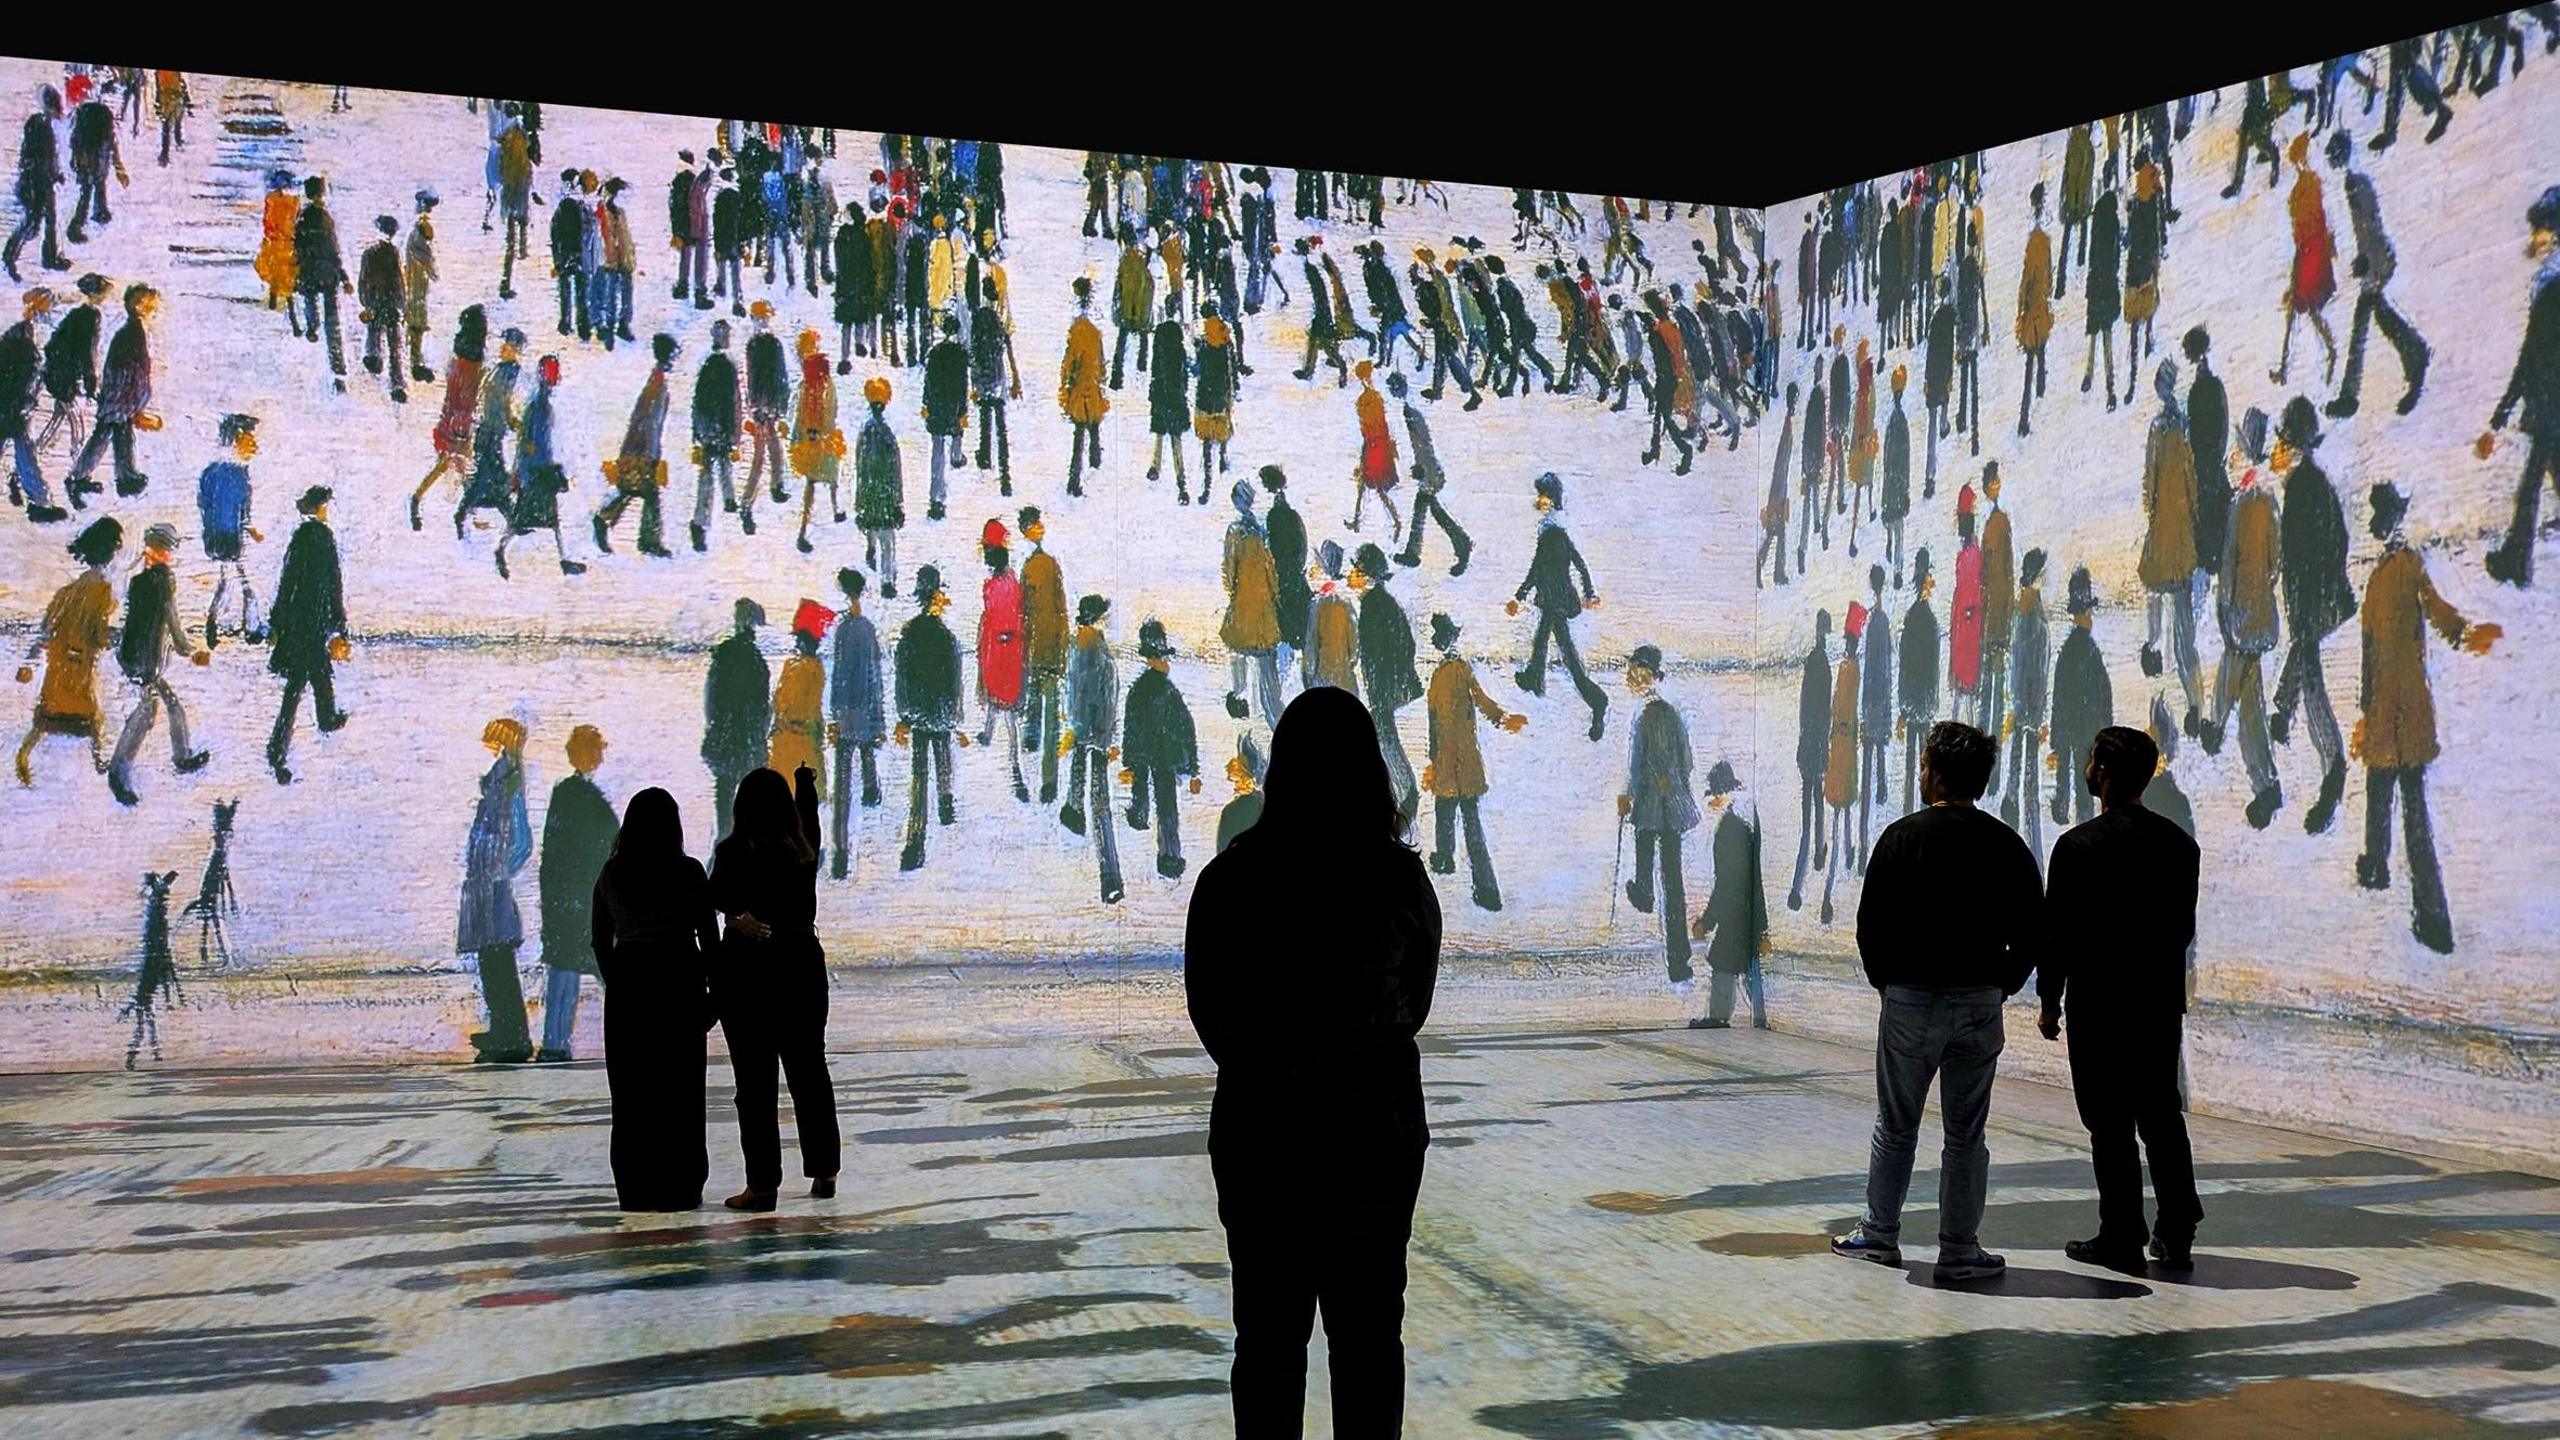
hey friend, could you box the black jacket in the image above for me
[1857,805,2043,993]
[2041,805,2199,1016]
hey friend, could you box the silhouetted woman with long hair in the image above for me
[1185,686,1444,1438]
[710,764,841,1211]
[590,786,717,1211]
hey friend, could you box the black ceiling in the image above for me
[22,5,2515,207]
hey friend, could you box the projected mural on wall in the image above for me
[0,20,2550,1161]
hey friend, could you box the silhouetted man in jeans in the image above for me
[2041,724,2204,1273]
[1832,720,2041,1282]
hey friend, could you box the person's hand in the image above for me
[1584,596,1601,609]
[2349,717,2365,763]
[692,444,705,466]
[1501,713,1527,733]
[1420,763,1435,792]
[2490,401,2513,432]
[826,723,840,747]
[328,635,351,663]
[342,280,354,294]
[248,527,265,544]
[1689,911,1713,940]
[1505,599,1521,617]
[1757,933,1773,957]
[1188,775,1203,795]
[955,732,972,748]
[2464,622,2503,656]
[2037,1008,2062,1041]
[2046,747,2060,773]
[16,666,33,685]
[134,412,161,432]
[1107,746,1120,762]
[2038,724,2050,745]
[894,721,911,747]
[189,650,210,668]
[1117,767,1134,786]
[733,911,773,941]
[1617,793,1633,818]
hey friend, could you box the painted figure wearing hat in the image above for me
[1508,472,1606,741]
[500,353,584,576]
[769,600,834,803]
[2484,182,2560,587]
[2271,394,2356,828]
[1898,548,1942,815]
[593,177,637,349]
[977,523,1031,801]
[592,333,679,558]
[291,175,351,389]
[1302,538,1359,693]
[105,518,210,805]
[1059,592,1124,901]
[2183,327,2232,594]
[356,214,409,403]
[1999,548,2052,858]
[688,319,746,550]
[1813,605,1866,921]
[703,597,771,839]
[1386,370,1471,576]
[893,565,969,872]
[65,282,157,497]
[1109,227,1155,393]
[15,516,119,783]
[39,270,106,465]
[255,169,300,324]
[828,568,887,873]
[850,373,905,594]
[1618,643,1699,985]
[402,189,438,382]
[1141,294,1193,501]
[1687,759,1770,1029]
[2137,360,2207,735]
[1424,611,1523,912]
[741,300,792,510]
[2354,482,2500,953]
[2272,131,2341,390]
[1120,618,1202,880]
[2048,565,2113,829]
[2212,406,2285,827]
[264,487,349,785]
[1215,732,1265,856]
[1,285,65,521]
[1351,543,1425,830]
[1949,484,1984,724]
[455,325,525,542]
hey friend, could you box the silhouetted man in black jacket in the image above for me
[2040,724,2203,1274]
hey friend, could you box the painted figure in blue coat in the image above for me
[462,716,535,1064]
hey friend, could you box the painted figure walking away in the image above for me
[828,568,886,876]
[1060,591,1124,903]
[1387,371,1470,575]
[1898,549,1941,816]
[2049,567,2114,829]
[2484,184,2560,588]
[1423,612,1524,913]
[537,724,616,1062]
[1121,619,1203,880]
[2214,409,2285,828]
[412,306,487,529]
[853,376,905,594]
[1060,277,1107,496]
[703,597,770,840]
[106,522,210,805]
[1216,733,1265,855]
[497,354,584,578]
[460,717,535,1064]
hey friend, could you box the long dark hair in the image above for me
[612,787,686,866]
[718,767,815,867]
[1250,687,1406,846]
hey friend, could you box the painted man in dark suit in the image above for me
[1507,472,1605,741]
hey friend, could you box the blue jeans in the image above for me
[7,434,47,505]
[541,965,585,1054]
[1860,985,2007,1250]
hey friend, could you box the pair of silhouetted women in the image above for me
[588,766,839,1213]
[1187,685,1445,1439]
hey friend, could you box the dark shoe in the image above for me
[1428,851,1456,874]
[560,560,586,576]
[2065,1236,2148,1275]
[927,501,945,521]
[2270,707,2294,746]
[1224,692,1248,719]
[898,845,924,872]
[364,354,383,375]
[115,474,148,498]
[1623,880,1654,914]
[938,797,956,827]
[724,1188,778,1212]
[639,542,673,558]
[1059,805,1085,836]
[1157,854,1187,880]
[1830,1226,1903,1267]
[1512,668,1544,697]
[2196,718,2225,756]
[25,503,66,524]
[174,749,210,774]
[271,761,293,785]
[2355,853,2389,890]
[2325,395,2358,419]
[2147,1234,2194,1272]
[2305,760,2345,834]
[532,1047,571,1064]
[591,515,612,553]
[2413,913,2456,954]
[2139,643,2164,677]
[108,771,140,807]
[809,1176,837,1199]
[413,365,436,384]
[1688,1016,1732,1029]
[1933,1247,2007,1282]
[2244,784,2282,829]
[1123,805,1149,832]
[317,710,351,734]
[2485,544,2528,587]
[690,524,707,553]
[1449,553,1470,578]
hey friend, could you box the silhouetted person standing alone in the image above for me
[1832,720,2041,1282]
[1185,686,1443,1439]
[711,765,840,1212]
[590,787,717,1211]
[2040,724,2204,1274]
